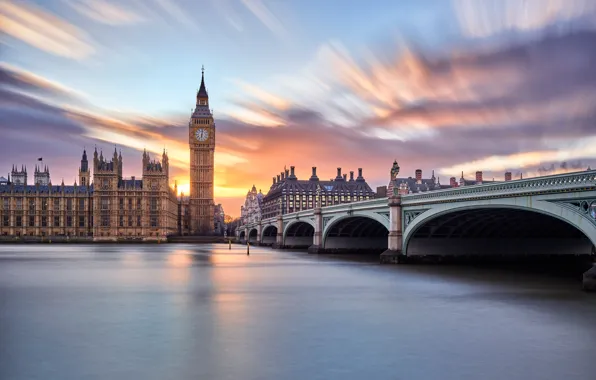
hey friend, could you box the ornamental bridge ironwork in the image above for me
[238,170,596,261]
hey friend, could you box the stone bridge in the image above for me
[238,171,596,263]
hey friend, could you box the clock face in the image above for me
[195,128,208,142]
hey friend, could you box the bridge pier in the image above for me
[257,221,262,245]
[381,195,406,264]
[307,207,324,254]
[272,215,284,248]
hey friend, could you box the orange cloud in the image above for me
[0,1,95,60]
[440,136,596,175]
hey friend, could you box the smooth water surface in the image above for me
[1,244,595,380]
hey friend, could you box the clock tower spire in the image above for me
[189,65,215,234]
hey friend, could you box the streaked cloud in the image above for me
[3,2,596,215]
[440,136,596,175]
[0,0,95,60]
[66,0,145,25]
[153,0,196,30]
[453,0,596,38]
[240,0,287,38]
[0,62,88,105]
[230,79,291,111]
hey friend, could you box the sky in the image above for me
[1,0,596,217]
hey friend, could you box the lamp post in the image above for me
[316,186,321,208]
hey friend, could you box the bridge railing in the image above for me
[402,170,596,205]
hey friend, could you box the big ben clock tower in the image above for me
[189,66,215,234]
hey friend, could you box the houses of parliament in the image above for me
[0,71,220,240]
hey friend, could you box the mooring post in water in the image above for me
[247,241,250,255]
[229,239,231,250]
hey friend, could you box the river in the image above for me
[0,244,595,380]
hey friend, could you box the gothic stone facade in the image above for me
[0,148,178,240]
[188,68,215,234]
[241,185,263,225]
[92,148,178,240]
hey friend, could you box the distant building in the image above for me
[178,195,191,235]
[241,185,263,225]
[214,203,225,235]
[261,166,376,219]
[387,161,450,196]
[448,170,499,187]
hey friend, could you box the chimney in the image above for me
[285,168,289,177]
[349,171,354,181]
[288,166,296,179]
[336,167,342,180]
[450,177,457,187]
[309,167,319,181]
[277,174,281,182]
[343,173,347,181]
[505,172,512,181]
[356,168,364,181]
[476,171,483,184]
[415,169,422,183]
[272,177,276,184]
[281,171,285,180]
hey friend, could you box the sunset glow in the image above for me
[2,0,596,217]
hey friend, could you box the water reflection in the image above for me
[0,244,595,380]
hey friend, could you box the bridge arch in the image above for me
[261,225,277,245]
[239,230,246,242]
[283,219,315,248]
[248,228,258,244]
[403,201,596,257]
[322,214,389,253]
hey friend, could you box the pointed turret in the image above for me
[197,65,208,99]
[79,148,90,187]
[81,149,89,172]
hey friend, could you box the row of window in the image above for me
[2,215,160,228]
[3,215,86,228]
[1,198,84,211]
[260,196,372,219]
